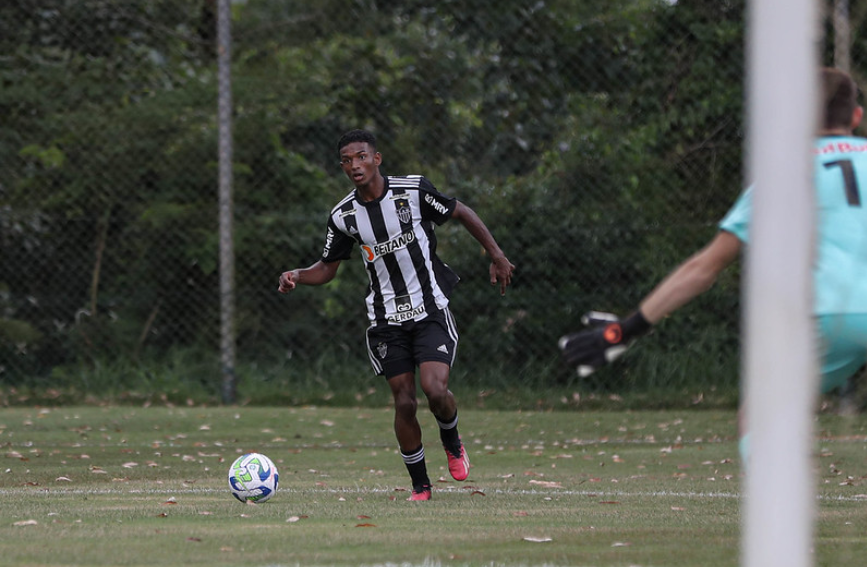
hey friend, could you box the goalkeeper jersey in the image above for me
[719,135,867,314]
[320,175,460,325]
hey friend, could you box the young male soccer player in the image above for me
[559,67,867,457]
[278,129,515,500]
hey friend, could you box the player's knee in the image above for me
[393,391,418,416]
[422,379,450,403]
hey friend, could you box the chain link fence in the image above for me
[1,0,862,405]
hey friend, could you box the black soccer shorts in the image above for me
[365,307,459,378]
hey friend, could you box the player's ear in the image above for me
[374,152,382,166]
[852,106,863,130]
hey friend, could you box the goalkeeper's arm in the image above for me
[637,232,742,324]
[558,310,651,377]
[559,231,742,376]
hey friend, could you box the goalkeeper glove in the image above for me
[558,310,651,377]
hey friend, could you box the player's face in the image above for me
[339,142,381,188]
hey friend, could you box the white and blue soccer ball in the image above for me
[228,453,279,503]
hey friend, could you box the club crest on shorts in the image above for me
[377,342,388,359]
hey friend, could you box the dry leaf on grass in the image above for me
[13,519,38,527]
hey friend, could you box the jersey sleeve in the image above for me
[320,216,355,262]
[718,185,753,243]
[418,177,457,225]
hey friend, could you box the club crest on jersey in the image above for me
[360,231,416,262]
[394,199,412,224]
[397,205,411,224]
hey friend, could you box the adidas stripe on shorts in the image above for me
[366,307,459,378]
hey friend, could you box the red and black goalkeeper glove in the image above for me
[558,311,651,377]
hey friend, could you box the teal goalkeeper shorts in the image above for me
[818,314,867,393]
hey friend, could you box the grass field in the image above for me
[0,405,866,567]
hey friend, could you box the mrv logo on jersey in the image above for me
[361,231,416,262]
[322,227,336,257]
[424,194,449,216]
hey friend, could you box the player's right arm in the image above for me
[280,214,355,294]
[278,260,340,293]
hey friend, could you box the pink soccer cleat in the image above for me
[407,485,432,501]
[445,440,470,481]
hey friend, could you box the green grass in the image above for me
[1,350,742,411]
[0,406,866,566]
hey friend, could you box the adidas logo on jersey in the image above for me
[437,344,449,354]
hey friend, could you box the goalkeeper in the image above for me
[560,67,867,450]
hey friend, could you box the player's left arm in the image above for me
[451,201,515,295]
[639,230,742,323]
[558,230,742,376]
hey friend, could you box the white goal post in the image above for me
[743,1,820,567]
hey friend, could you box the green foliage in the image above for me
[2,0,758,402]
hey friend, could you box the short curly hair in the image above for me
[337,129,377,154]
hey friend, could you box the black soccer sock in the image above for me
[436,411,461,453]
[400,445,430,489]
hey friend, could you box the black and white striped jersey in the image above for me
[320,175,460,325]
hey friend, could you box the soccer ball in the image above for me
[228,453,279,503]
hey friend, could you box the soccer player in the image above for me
[278,129,515,500]
[559,67,867,458]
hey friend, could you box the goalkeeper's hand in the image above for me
[558,311,635,377]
